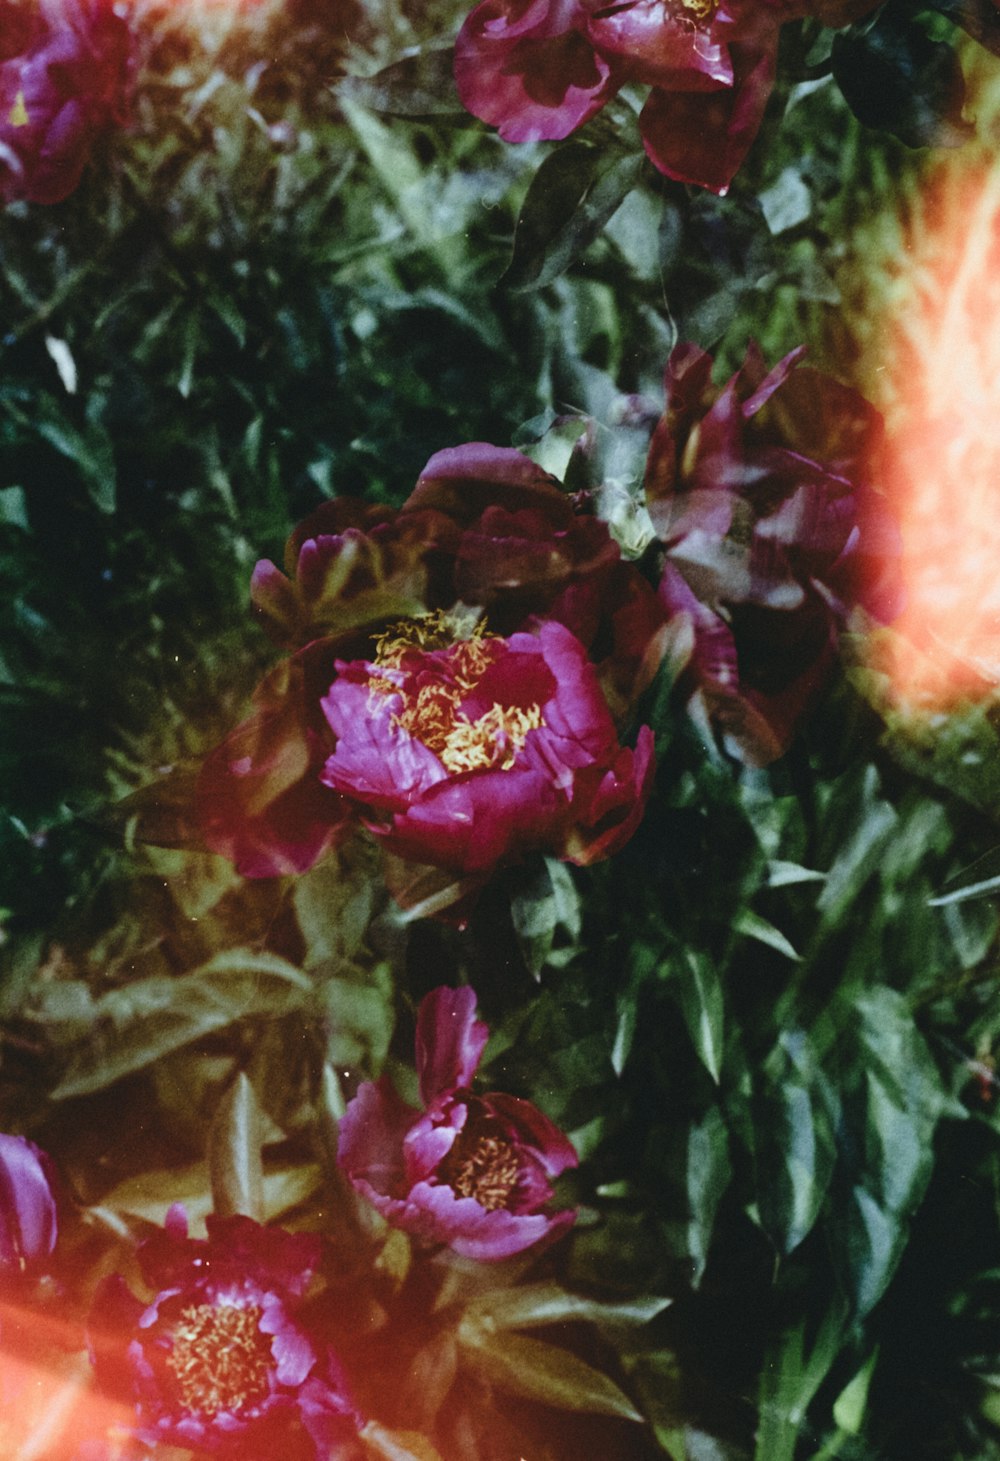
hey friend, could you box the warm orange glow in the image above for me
[0,1300,133,1460]
[872,153,1000,709]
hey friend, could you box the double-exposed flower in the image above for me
[646,341,902,762]
[338,986,578,1260]
[0,0,133,205]
[92,1208,359,1458]
[199,444,662,895]
[454,0,880,193]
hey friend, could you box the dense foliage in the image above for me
[4,0,1000,1458]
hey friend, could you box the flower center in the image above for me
[674,0,717,20]
[369,613,544,775]
[8,90,29,128]
[438,1127,523,1211]
[166,1302,272,1418]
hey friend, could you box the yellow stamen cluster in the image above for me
[677,0,717,19]
[166,1302,272,1417]
[368,612,545,774]
[439,1130,522,1211]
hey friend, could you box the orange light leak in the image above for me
[873,152,1000,710]
[0,1299,134,1461]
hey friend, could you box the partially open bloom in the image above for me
[646,341,902,762]
[0,0,133,205]
[92,1208,359,1458]
[0,1133,57,1281]
[321,613,654,876]
[339,986,577,1260]
[455,0,880,192]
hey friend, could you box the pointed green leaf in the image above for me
[209,1072,264,1221]
[464,1282,670,1332]
[459,1329,642,1419]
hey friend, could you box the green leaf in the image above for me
[832,5,972,149]
[734,910,800,963]
[463,1282,670,1332]
[458,1329,643,1420]
[754,1030,838,1257]
[674,949,725,1082]
[46,951,313,1098]
[339,50,465,118]
[208,1072,265,1221]
[923,0,1000,57]
[509,857,582,977]
[501,143,645,291]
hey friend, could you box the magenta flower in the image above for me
[0,0,133,205]
[92,1208,359,1458]
[320,615,654,877]
[0,1133,57,1281]
[339,986,578,1261]
[455,0,880,192]
[646,341,902,762]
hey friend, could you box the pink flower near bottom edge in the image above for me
[338,987,578,1261]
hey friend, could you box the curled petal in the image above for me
[415,986,489,1106]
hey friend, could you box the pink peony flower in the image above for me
[320,615,655,876]
[0,1133,57,1281]
[91,1208,359,1459]
[339,986,578,1260]
[0,0,133,205]
[646,341,902,762]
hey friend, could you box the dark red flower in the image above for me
[338,986,577,1261]
[91,1208,359,1458]
[320,614,654,876]
[0,0,133,205]
[646,341,902,762]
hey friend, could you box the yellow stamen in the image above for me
[8,91,29,128]
[166,1302,272,1417]
[439,1131,522,1211]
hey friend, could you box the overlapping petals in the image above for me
[91,1208,359,1458]
[199,443,663,891]
[320,617,654,876]
[455,0,880,192]
[646,341,902,762]
[339,986,578,1261]
[0,0,133,205]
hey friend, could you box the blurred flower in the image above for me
[339,986,577,1260]
[455,0,879,193]
[92,1208,359,1458]
[0,0,133,205]
[0,1133,57,1281]
[321,612,655,876]
[646,341,902,762]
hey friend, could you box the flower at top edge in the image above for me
[645,340,903,764]
[320,613,655,877]
[454,0,881,193]
[0,0,134,205]
[338,985,578,1261]
[0,1133,57,1282]
[89,1208,361,1459]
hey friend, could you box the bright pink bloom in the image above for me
[0,1134,57,1281]
[647,341,902,762]
[455,0,618,142]
[339,986,577,1261]
[320,617,654,876]
[0,0,132,205]
[91,1209,359,1459]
